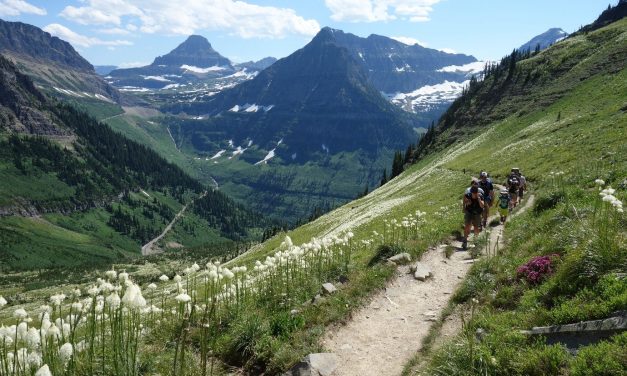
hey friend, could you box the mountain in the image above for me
[164,27,418,156]
[159,28,419,221]
[0,18,120,103]
[320,28,477,93]
[518,27,568,52]
[107,35,239,90]
[235,57,277,71]
[155,35,232,67]
[0,55,266,270]
[94,65,117,76]
[106,35,265,108]
[311,28,482,121]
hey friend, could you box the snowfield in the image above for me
[386,80,469,113]
[181,64,228,73]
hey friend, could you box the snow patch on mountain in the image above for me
[255,148,276,165]
[245,104,259,112]
[53,87,113,102]
[229,146,247,159]
[210,150,226,160]
[228,104,275,113]
[437,61,486,76]
[386,80,469,113]
[181,64,228,73]
[142,75,173,82]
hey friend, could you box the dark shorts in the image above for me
[464,212,482,227]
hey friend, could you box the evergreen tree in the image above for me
[380,168,388,187]
[391,151,404,179]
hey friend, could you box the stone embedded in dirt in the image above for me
[290,309,300,316]
[322,283,338,295]
[283,353,338,376]
[423,311,437,317]
[411,262,433,281]
[388,252,412,264]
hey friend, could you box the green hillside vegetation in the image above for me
[0,11,624,376]
[0,56,267,271]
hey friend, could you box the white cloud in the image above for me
[60,0,320,39]
[438,47,456,54]
[325,0,440,23]
[43,24,133,48]
[0,0,46,16]
[117,61,149,68]
[391,36,427,47]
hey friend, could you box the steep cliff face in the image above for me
[0,19,120,102]
[0,56,69,136]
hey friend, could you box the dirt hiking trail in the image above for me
[322,194,535,376]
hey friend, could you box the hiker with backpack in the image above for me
[478,171,494,228]
[518,173,527,204]
[462,185,484,250]
[507,169,520,208]
[498,189,511,223]
[465,178,485,196]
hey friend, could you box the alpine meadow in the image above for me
[0,1,625,376]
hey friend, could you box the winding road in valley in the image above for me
[141,191,207,256]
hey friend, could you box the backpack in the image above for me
[499,193,510,209]
[508,178,519,193]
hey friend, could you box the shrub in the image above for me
[534,190,565,214]
[570,334,627,376]
[516,344,570,376]
[517,254,560,285]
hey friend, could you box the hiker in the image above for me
[498,189,510,224]
[507,169,520,208]
[518,172,527,204]
[462,185,484,250]
[465,178,485,196]
[478,171,494,227]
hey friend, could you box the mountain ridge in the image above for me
[0,18,121,102]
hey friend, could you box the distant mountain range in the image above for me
[106,35,276,91]
[518,28,569,52]
[0,18,120,103]
[94,65,118,76]
[320,28,476,93]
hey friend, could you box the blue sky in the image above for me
[0,0,611,67]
